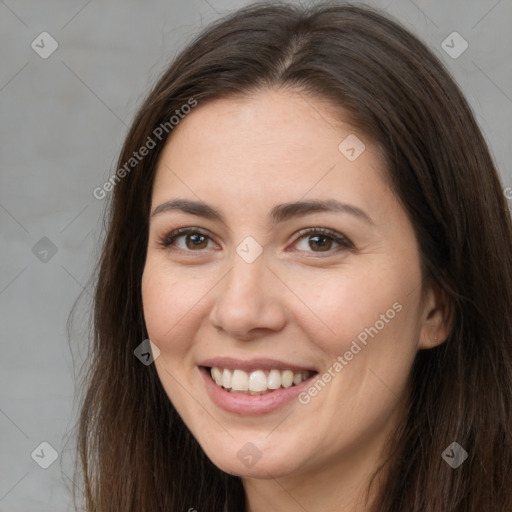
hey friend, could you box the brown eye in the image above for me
[183,233,208,250]
[292,228,353,254]
[158,228,214,251]
[306,234,334,252]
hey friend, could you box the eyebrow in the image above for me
[150,198,374,226]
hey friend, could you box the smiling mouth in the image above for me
[206,366,318,395]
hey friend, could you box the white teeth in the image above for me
[209,367,313,393]
[281,370,294,388]
[249,370,267,392]
[231,369,249,391]
[267,369,282,389]
[211,367,222,386]
[221,368,232,389]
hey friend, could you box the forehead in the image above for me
[160,88,359,154]
[151,89,392,218]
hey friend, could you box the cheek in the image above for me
[289,261,421,358]
[297,276,421,455]
[141,262,199,352]
[306,268,422,416]
[141,264,202,410]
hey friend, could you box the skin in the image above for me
[141,88,450,512]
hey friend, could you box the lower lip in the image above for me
[199,366,316,415]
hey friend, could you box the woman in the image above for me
[73,2,512,510]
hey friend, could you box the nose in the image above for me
[208,250,288,341]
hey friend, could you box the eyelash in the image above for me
[157,226,354,256]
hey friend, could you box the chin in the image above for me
[198,436,306,480]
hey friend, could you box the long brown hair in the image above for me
[70,2,512,510]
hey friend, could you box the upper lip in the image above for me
[199,357,318,373]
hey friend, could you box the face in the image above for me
[141,88,441,482]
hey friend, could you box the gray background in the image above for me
[1,0,511,510]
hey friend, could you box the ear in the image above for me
[418,281,454,350]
